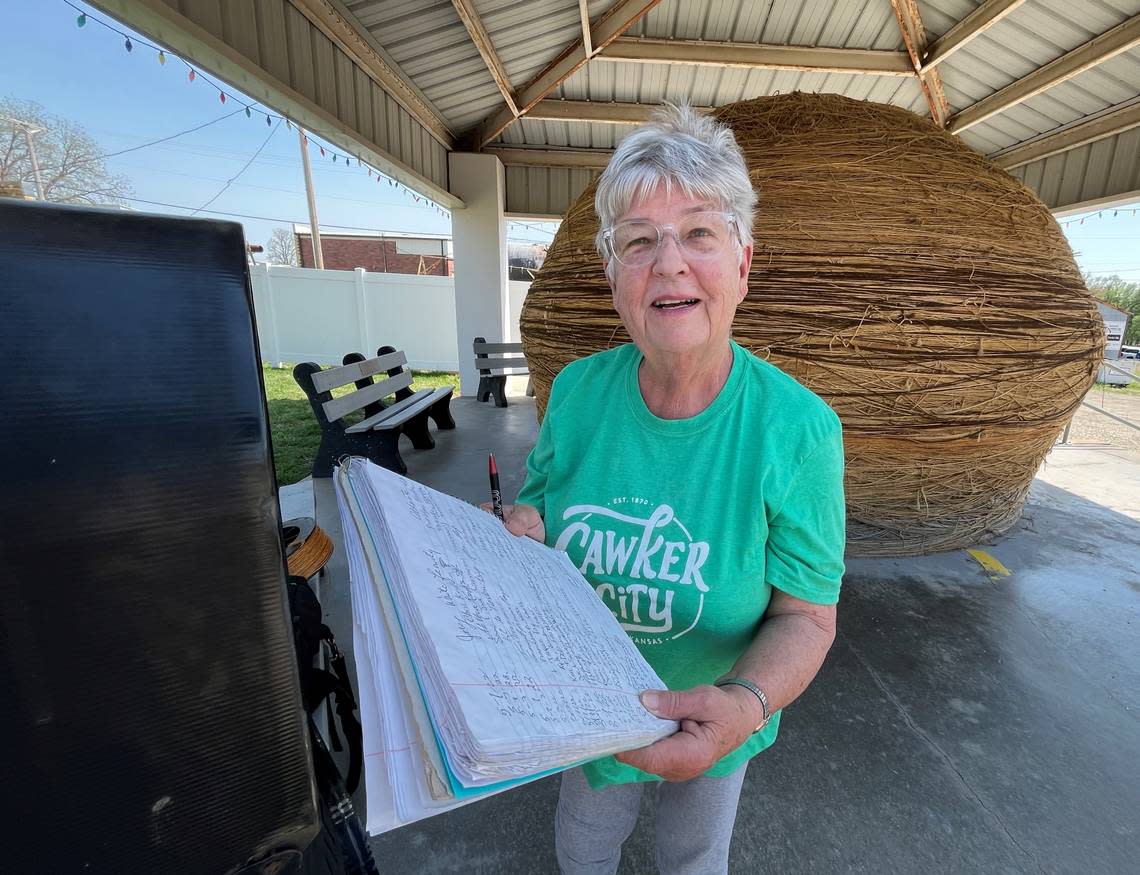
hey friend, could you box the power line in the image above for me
[191,118,281,215]
[116,196,539,247]
[26,108,247,176]
[61,0,453,217]
[104,109,245,161]
[118,196,456,237]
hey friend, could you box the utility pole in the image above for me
[297,126,324,269]
[1,115,47,200]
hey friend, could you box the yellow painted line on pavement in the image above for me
[967,549,1012,579]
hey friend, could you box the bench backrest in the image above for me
[309,350,413,423]
[474,336,529,375]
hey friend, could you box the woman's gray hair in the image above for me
[594,102,757,257]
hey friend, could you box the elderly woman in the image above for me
[503,104,845,874]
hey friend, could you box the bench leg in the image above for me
[401,412,436,451]
[364,431,407,475]
[477,375,493,403]
[490,375,508,408]
[429,394,456,430]
[310,434,341,479]
[310,430,407,477]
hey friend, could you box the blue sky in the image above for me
[0,0,1135,278]
[0,0,555,253]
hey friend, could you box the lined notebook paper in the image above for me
[334,457,677,834]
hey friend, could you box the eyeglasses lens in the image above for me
[610,212,732,266]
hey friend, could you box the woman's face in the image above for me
[604,184,753,362]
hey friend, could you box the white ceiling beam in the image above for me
[578,0,593,57]
[473,0,664,147]
[889,0,950,127]
[288,0,454,147]
[601,37,913,75]
[450,0,518,117]
[923,0,1029,71]
[949,13,1140,134]
[485,146,613,169]
[992,99,1140,169]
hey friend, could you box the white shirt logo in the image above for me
[554,503,709,640]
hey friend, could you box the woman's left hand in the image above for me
[615,685,764,782]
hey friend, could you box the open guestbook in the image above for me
[334,457,677,834]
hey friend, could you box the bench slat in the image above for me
[474,342,523,355]
[480,366,530,376]
[344,386,452,434]
[476,353,529,368]
[312,350,407,394]
[322,370,413,422]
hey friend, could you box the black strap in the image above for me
[322,624,363,793]
[286,573,364,794]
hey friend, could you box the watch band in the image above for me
[714,676,770,731]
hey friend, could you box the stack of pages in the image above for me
[334,457,677,834]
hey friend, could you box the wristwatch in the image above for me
[714,675,771,732]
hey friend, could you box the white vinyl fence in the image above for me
[249,263,530,371]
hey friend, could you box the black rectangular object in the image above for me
[0,201,317,873]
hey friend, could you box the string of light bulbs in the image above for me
[1059,208,1139,228]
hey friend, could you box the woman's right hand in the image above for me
[481,502,546,543]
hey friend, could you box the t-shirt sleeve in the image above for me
[764,425,846,605]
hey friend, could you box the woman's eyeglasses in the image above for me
[602,211,739,267]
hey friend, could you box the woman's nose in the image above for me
[652,231,688,274]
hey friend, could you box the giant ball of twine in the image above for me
[520,92,1103,557]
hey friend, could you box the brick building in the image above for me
[293,225,453,275]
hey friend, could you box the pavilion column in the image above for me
[448,152,510,397]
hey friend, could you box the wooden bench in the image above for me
[293,345,455,477]
[474,337,534,408]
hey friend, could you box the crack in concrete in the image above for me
[842,635,1046,874]
[996,589,1137,720]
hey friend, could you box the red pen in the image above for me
[488,453,505,522]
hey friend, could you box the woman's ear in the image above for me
[604,257,617,294]
[737,242,754,301]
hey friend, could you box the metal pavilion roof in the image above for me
[94,0,1140,217]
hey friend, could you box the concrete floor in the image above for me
[310,397,1140,874]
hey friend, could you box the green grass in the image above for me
[1098,382,1140,396]
[262,363,459,486]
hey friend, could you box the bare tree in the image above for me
[266,226,299,265]
[0,97,131,206]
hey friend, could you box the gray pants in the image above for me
[555,764,749,875]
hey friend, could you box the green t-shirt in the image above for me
[516,341,845,788]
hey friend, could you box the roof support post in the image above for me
[449,152,510,396]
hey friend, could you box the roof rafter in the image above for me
[923,0,1029,71]
[600,37,912,75]
[450,0,518,117]
[991,98,1140,169]
[288,0,454,147]
[889,0,950,127]
[527,98,720,124]
[949,13,1140,134]
[471,0,664,147]
[578,0,593,57]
